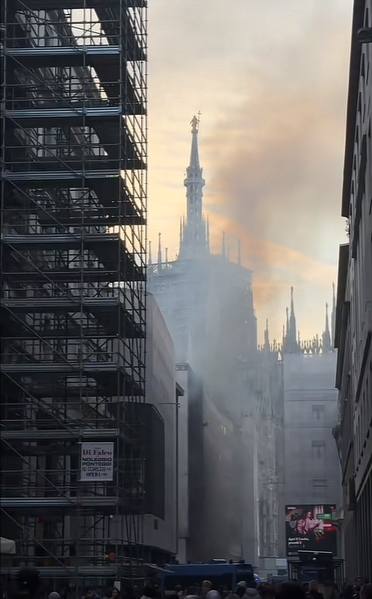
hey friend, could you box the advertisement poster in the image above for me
[80,442,114,481]
[285,504,337,556]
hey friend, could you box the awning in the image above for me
[0,537,16,555]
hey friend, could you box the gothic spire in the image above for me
[222,231,226,259]
[237,239,241,266]
[285,287,299,353]
[157,232,162,271]
[322,302,332,353]
[179,115,208,259]
[286,307,289,337]
[189,114,201,170]
[264,318,270,351]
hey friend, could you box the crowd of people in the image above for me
[157,579,372,599]
[2,569,372,599]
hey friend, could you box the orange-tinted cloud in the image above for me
[149,0,352,341]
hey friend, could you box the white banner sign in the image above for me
[80,442,114,481]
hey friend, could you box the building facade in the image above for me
[0,0,148,585]
[280,290,341,556]
[334,0,372,580]
[256,327,285,569]
[144,294,178,563]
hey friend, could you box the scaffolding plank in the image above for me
[1,428,120,440]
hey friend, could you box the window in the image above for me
[312,440,326,458]
[312,478,328,488]
[312,404,325,420]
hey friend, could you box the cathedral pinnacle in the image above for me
[157,232,162,270]
[264,318,270,351]
[322,302,332,353]
[283,287,299,353]
[179,115,208,260]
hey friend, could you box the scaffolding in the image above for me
[0,0,147,588]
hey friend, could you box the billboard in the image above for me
[285,504,337,556]
[80,442,114,481]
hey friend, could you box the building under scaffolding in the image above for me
[0,0,148,587]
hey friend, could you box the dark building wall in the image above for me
[144,294,177,558]
[256,349,285,563]
[283,352,341,511]
[335,0,372,581]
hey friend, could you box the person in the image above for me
[174,586,183,599]
[257,584,275,599]
[12,569,41,599]
[308,581,323,599]
[236,583,258,599]
[82,590,100,599]
[354,581,369,599]
[340,585,354,599]
[202,582,220,599]
[276,583,306,599]
[321,582,338,599]
[361,586,372,599]
[140,588,160,599]
[184,585,199,599]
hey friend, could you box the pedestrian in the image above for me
[140,588,159,599]
[236,583,258,599]
[321,582,338,599]
[257,584,275,599]
[308,582,323,599]
[202,582,220,599]
[361,585,372,599]
[82,590,100,599]
[276,583,307,599]
[341,585,354,599]
[174,586,184,599]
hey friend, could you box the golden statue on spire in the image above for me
[191,113,200,133]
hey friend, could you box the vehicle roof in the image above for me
[164,563,253,575]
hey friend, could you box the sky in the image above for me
[148,0,352,343]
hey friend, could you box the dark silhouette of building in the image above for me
[334,0,372,581]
